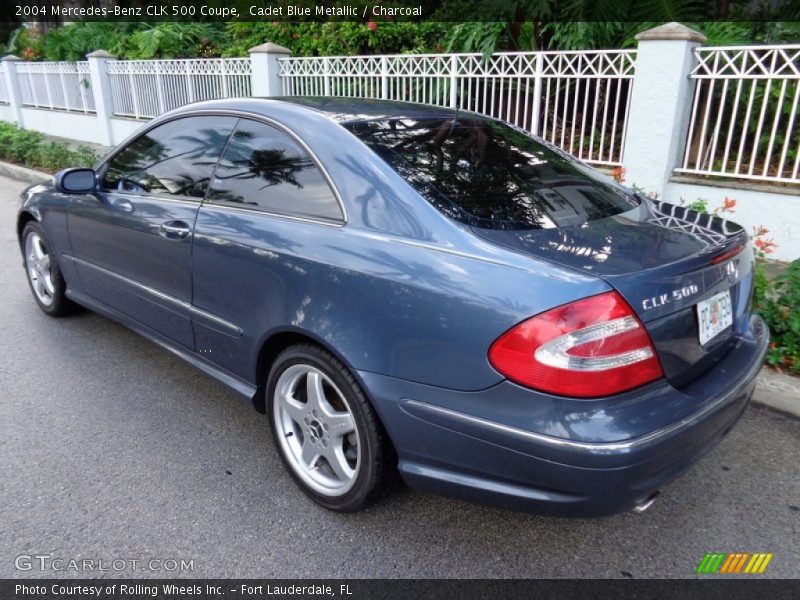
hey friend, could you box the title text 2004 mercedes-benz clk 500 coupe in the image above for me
[17,98,768,515]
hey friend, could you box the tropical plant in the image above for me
[223,21,448,57]
[129,23,226,59]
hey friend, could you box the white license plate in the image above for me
[697,290,733,346]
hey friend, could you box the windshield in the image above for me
[345,117,639,230]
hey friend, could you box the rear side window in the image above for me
[102,116,236,198]
[345,117,638,230]
[206,119,343,223]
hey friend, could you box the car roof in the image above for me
[169,96,488,126]
[274,96,469,123]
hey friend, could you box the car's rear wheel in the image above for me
[266,344,388,512]
[22,222,73,317]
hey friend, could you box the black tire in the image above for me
[21,221,75,317]
[266,343,389,512]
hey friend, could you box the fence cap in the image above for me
[249,42,291,55]
[1,54,20,61]
[86,50,117,59]
[635,22,706,43]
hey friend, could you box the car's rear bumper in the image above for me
[360,314,769,516]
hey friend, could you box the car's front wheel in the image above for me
[22,221,73,317]
[267,344,389,512]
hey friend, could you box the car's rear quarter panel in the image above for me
[191,205,611,391]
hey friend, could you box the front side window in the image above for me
[345,117,639,230]
[206,119,342,223]
[101,116,236,198]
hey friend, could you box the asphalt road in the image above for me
[0,174,798,579]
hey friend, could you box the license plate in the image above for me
[697,290,733,346]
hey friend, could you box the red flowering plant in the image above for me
[752,226,778,259]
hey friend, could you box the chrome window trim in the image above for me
[198,202,344,229]
[103,191,205,207]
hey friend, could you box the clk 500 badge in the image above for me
[642,284,699,310]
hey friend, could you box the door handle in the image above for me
[159,220,191,239]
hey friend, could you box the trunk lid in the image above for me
[473,199,753,387]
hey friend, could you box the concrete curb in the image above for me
[0,160,51,185]
[753,367,800,418]
[1,159,799,418]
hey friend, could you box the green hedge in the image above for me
[0,121,98,172]
[754,260,800,374]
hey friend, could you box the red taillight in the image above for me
[710,243,745,264]
[488,291,663,398]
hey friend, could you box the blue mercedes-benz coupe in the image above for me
[17,97,768,515]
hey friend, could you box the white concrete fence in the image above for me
[0,22,797,259]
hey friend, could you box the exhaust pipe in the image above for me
[631,491,660,514]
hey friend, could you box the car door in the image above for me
[191,117,345,380]
[68,115,237,349]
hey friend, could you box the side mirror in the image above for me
[55,168,96,194]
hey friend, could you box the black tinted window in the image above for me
[102,116,236,198]
[345,118,638,230]
[207,120,342,222]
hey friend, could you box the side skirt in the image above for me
[65,287,259,403]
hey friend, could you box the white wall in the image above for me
[663,178,799,262]
[109,117,146,146]
[9,108,146,149]
[18,108,103,144]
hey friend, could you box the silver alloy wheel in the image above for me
[273,364,360,496]
[25,232,55,307]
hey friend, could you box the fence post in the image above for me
[249,43,291,97]
[86,50,117,146]
[622,22,706,194]
[380,56,389,100]
[1,55,25,126]
[323,57,331,96]
[449,55,458,108]
[531,52,544,136]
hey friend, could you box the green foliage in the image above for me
[224,21,447,57]
[0,124,43,163]
[753,262,771,308]
[7,11,800,61]
[684,198,709,213]
[8,26,44,60]
[128,23,226,59]
[7,21,449,60]
[444,22,509,54]
[0,121,98,172]
[40,23,133,61]
[8,22,228,61]
[754,260,800,374]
